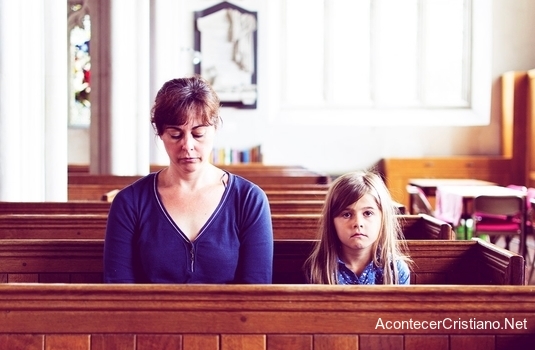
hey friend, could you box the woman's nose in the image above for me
[181,135,194,150]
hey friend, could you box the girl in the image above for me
[305,171,411,285]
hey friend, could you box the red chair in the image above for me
[472,195,526,256]
[525,188,535,282]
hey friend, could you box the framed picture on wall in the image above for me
[194,1,258,109]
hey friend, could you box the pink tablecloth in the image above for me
[435,185,525,227]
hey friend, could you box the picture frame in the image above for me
[194,1,258,109]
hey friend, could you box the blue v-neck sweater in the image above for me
[103,171,274,284]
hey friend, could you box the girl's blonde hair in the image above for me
[305,170,411,284]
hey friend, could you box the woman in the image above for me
[103,75,273,283]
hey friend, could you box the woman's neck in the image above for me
[160,164,219,192]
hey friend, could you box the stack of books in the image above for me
[211,145,262,164]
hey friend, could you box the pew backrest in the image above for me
[0,201,111,215]
[0,283,533,349]
[0,213,449,241]
[273,238,524,285]
[0,238,522,285]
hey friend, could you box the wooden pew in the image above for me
[68,169,331,189]
[2,200,324,217]
[0,238,522,285]
[273,214,449,240]
[67,185,332,201]
[274,238,524,285]
[0,284,533,349]
[71,163,330,179]
[67,165,332,200]
[0,201,111,215]
[0,214,449,240]
[270,200,324,214]
[0,214,107,239]
[68,184,122,201]
[0,200,322,216]
[265,189,328,201]
[70,163,313,174]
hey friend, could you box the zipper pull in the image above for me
[190,245,195,271]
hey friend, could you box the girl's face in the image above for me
[160,116,215,172]
[334,193,383,253]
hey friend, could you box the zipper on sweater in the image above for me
[189,244,195,272]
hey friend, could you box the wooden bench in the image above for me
[67,166,332,200]
[72,163,329,178]
[67,185,332,201]
[274,238,524,285]
[0,200,324,216]
[68,184,123,201]
[0,238,522,285]
[70,163,313,174]
[272,214,448,240]
[265,189,328,201]
[0,283,533,349]
[0,214,449,240]
[68,171,331,188]
[0,200,323,216]
[0,201,112,215]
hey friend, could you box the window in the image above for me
[68,1,91,127]
[274,0,490,126]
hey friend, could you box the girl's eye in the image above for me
[192,133,205,138]
[169,134,182,140]
[363,210,374,217]
[342,212,352,219]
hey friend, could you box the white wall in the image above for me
[68,0,535,174]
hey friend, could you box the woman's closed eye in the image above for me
[168,131,205,140]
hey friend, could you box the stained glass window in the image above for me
[69,3,91,127]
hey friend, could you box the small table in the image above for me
[435,185,527,256]
[408,178,497,197]
[407,178,498,213]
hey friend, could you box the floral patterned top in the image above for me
[337,257,410,285]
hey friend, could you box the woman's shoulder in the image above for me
[112,172,157,201]
[225,173,270,210]
[227,172,264,193]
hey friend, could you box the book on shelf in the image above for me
[211,145,262,164]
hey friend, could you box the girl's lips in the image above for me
[350,232,366,238]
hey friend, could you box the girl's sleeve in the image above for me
[103,189,137,283]
[235,186,274,284]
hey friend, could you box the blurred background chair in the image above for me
[406,185,434,216]
[504,185,534,260]
[406,184,456,233]
[472,194,526,257]
[525,188,535,283]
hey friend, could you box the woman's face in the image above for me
[334,193,382,254]
[160,115,215,172]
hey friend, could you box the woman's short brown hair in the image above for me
[151,75,221,135]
